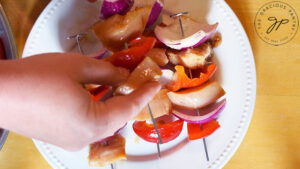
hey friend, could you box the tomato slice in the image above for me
[106,36,156,71]
[133,119,184,143]
[87,85,110,102]
[128,36,145,47]
[187,120,220,140]
[166,64,217,91]
[0,39,6,60]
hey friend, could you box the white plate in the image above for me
[22,0,256,169]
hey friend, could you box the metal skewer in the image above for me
[148,104,162,158]
[68,34,163,160]
[124,42,163,158]
[189,70,210,161]
[171,12,210,161]
[190,73,210,161]
[66,33,87,54]
[67,33,116,169]
[199,122,209,161]
[170,12,189,38]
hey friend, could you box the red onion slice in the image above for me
[154,16,218,50]
[172,99,226,124]
[92,48,109,60]
[97,123,127,143]
[145,0,164,28]
[100,0,134,19]
[167,81,225,109]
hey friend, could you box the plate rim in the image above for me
[23,0,257,168]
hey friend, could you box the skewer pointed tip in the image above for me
[156,142,161,158]
[147,104,163,158]
[202,137,209,161]
[110,163,114,169]
[200,123,210,161]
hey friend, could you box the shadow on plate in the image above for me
[211,38,223,84]
[127,138,189,162]
[57,0,100,53]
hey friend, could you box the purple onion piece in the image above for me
[114,123,127,135]
[172,99,226,124]
[180,31,215,50]
[100,0,134,19]
[96,123,127,143]
[93,48,108,60]
[155,22,218,50]
[145,0,164,28]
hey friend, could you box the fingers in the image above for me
[123,81,162,118]
[92,82,161,128]
[27,52,129,86]
[106,81,161,118]
[86,82,161,140]
[76,56,129,86]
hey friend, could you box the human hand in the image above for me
[0,53,161,151]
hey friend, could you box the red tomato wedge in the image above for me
[87,85,110,102]
[133,119,184,143]
[0,39,5,60]
[166,64,217,91]
[106,36,156,71]
[187,120,220,140]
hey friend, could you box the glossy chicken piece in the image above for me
[145,48,168,66]
[115,57,162,95]
[167,49,181,65]
[207,32,222,48]
[93,6,152,51]
[133,89,171,121]
[167,43,212,69]
[167,81,225,109]
[89,134,126,167]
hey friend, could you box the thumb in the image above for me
[97,81,161,123]
[88,81,161,141]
